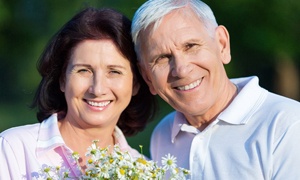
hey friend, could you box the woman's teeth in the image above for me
[87,100,110,107]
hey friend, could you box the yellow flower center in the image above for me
[119,168,125,175]
[167,159,173,165]
[88,159,93,164]
[136,157,147,165]
[109,158,114,163]
[44,168,51,173]
[91,149,97,154]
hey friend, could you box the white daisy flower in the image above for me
[161,153,177,170]
[37,141,190,180]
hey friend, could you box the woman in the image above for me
[0,7,156,179]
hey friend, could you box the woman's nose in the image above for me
[88,73,107,96]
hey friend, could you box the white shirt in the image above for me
[0,114,140,179]
[150,76,300,180]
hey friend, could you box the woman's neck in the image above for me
[58,118,115,171]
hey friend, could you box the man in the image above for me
[131,0,300,179]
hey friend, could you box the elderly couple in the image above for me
[1,0,300,179]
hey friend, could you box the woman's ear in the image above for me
[59,77,65,92]
[138,62,157,95]
[215,25,231,64]
[132,80,140,96]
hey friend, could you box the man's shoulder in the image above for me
[265,92,300,115]
[153,111,176,132]
[150,111,177,159]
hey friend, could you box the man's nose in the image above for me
[171,54,192,78]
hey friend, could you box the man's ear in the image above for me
[215,25,231,64]
[138,62,157,95]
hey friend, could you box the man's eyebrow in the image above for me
[182,38,200,45]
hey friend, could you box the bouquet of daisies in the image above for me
[40,140,190,180]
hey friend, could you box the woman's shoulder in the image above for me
[0,122,40,144]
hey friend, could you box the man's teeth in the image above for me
[87,101,110,107]
[177,79,201,91]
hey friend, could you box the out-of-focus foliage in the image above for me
[0,0,299,157]
[207,0,300,91]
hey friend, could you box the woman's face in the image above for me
[60,39,139,129]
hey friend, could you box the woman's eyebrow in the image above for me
[107,64,127,69]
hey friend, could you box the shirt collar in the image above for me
[113,126,130,150]
[36,114,133,157]
[36,113,65,157]
[171,112,200,143]
[170,76,268,143]
[218,76,267,124]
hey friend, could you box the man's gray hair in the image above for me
[131,0,218,51]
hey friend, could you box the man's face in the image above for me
[138,9,231,119]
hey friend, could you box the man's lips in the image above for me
[175,78,202,91]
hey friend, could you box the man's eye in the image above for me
[156,54,171,63]
[185,43,196,50]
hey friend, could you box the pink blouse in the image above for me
[0,114,140,179]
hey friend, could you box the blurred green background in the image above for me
[0,0,299,157]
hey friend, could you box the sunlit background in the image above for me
[0,0,299,157]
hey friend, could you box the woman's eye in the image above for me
[110,70,121,74]
[76,69,93,77]
[78,69,90,73]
